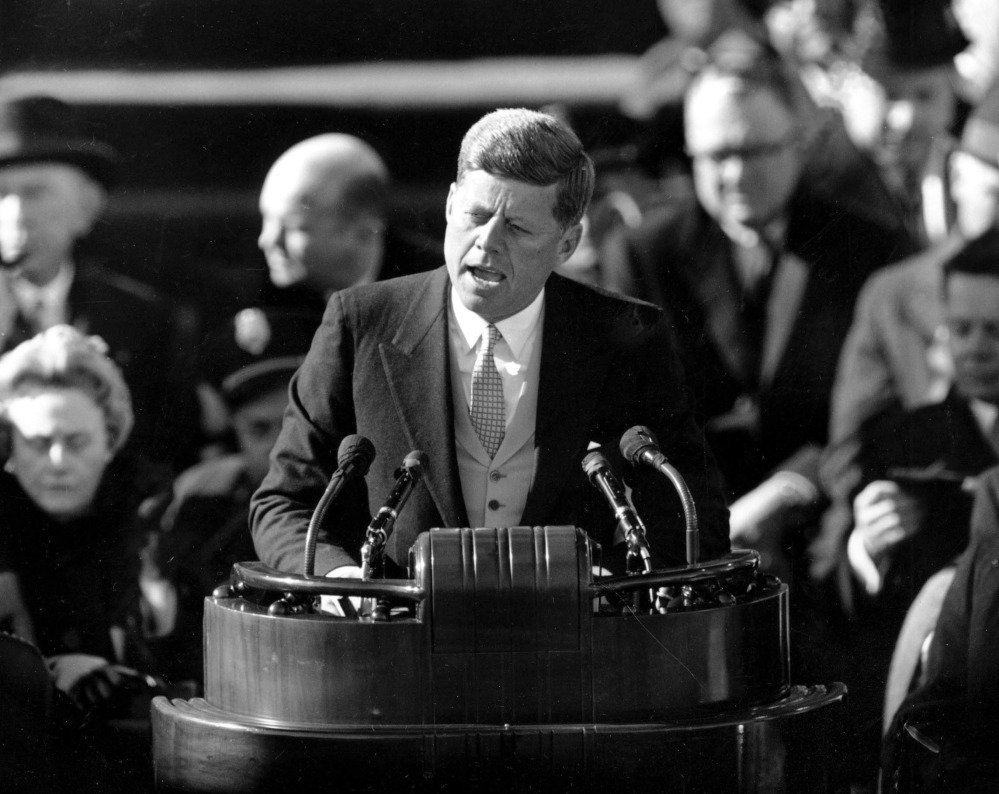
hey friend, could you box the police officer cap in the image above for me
[202,308,315,409]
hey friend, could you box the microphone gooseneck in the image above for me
[582,445,653,574]
[620,425,700,565]
[303,434,376,576]
[360,450,428,581]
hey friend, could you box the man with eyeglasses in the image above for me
[626,31,912,565]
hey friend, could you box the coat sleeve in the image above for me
[249,293,369,574]
[810,277,899,581]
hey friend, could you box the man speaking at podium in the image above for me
[250,108,730,578]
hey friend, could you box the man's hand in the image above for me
[319,565,363,616]
[47,654,159,713]
[852,480,924,563]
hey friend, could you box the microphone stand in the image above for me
[303,470,348,577]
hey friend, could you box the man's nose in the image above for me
[258,219,283,252]
[48,442,67,466]
[885,101,915,135]
[717,155,746,186]
[476,216,504,252]
[0,194,24,228]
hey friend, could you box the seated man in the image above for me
[813,77,999,585]
[256,133,441,317]
[863,0,968,248]
[140,308,315,683]
[809,229,999,785]
[0,95,196,471]
[625,33,911,561]
[250,108,730,580]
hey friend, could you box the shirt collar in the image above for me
[970,398,999,437]
[721,216,789,252]
[449,285,545,360]
[11,262,75,309]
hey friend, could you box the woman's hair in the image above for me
[0,325,133,453]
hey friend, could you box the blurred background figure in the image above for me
[257,133,441,317]
[604,0,908,298]
[623,33,910,573]
[862,0,968,248]
[814,78,999,593]
[0,325,168,787]
[0,95,199,473]
[886,461,999,788]
[812,233,999,786]
[140,308,314,684]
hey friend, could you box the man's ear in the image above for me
[72,174,107,237]
[444,183,457,222]
[557,222,584,264]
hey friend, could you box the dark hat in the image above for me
[0,96,119,187]
[201,308,316,409]
[961,78,999,169]
[866,0,968,73]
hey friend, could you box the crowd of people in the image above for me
[2,0,999,790]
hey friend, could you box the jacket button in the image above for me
[487,499,501,511]
[489,470,502,482]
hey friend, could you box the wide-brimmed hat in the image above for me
[0,95,119,187]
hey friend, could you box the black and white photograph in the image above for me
[1,1,998,791]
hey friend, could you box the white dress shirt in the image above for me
[448,286,545,528]
[448,285,544,424]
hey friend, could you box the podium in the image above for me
[152,526,845,791]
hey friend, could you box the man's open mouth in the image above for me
[468,266,504,284]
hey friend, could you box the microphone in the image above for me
[303,434,376,576]
[620,425,700,565]
[581,444,653,574]
[360,450,428,580]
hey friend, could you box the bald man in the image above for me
[257,134,441,312]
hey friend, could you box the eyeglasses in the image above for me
[686,137,795,165]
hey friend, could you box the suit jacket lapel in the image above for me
[677,225,757,385]
[520,276,610,526]
[759,251,809,387]
[379,268,467,528]
[65,263,92,334]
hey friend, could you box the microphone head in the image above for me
[581,447,611,480]
[337,434,376,477]
[620,425,658,465]
[402,450,428,478]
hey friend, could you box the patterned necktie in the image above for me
[470,324,505,458]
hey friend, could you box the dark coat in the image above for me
[143,455,258,683]
[626,190,914,497]
[921,467,999,708]
[250,267,730,576]
[0,462,149,660]
[883,467,999,788]
[849,389,998,615]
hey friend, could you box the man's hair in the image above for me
[686,31,809,120]
[455,108,595,229]
[0,325,133,454]
[943,228,999,292]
